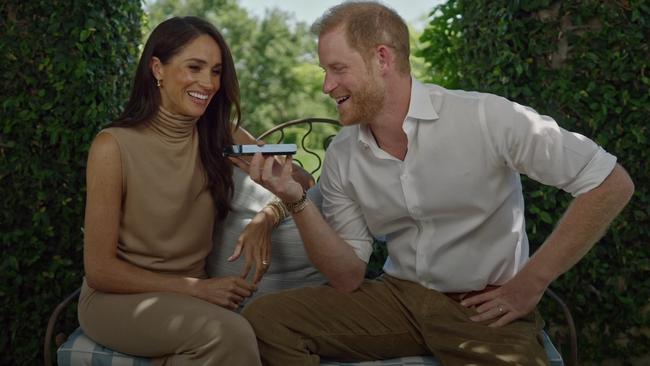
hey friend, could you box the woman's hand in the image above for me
[191,276,257,310]
[228,208,275,284]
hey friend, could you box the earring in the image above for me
[156,79,161,87]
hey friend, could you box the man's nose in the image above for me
[322,72,336,94]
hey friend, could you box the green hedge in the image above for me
[0,1,143,364]
[419,0,649,363]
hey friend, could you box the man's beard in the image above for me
[340,75,385,125]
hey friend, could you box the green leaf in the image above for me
[80,29,91,41]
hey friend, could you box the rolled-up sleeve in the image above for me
[320,148,374,263]
[481,94,617,196]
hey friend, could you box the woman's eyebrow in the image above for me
[184,58,207,64]
[184,58,222,68]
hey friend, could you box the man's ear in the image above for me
[375,45,393,74]
[150,56,164,80]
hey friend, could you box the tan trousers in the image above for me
[242,275,549,366]
[78,279,261,366]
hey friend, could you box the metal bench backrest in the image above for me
[257,117,340,178]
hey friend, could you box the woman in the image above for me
[79,16,267,365]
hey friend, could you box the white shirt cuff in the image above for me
[566,147,617,196]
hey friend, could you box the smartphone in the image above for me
[222,143,297,157]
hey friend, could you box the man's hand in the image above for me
[292,163,316,190]
[460,272,546,327]
[240,152,303,203]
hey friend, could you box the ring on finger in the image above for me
[497,304,504,313]
[262,260,269,266]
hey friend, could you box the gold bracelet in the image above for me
[265,198,289,226]
[271,198,290,219]
[283,191,308,214]
[266,203,281,227]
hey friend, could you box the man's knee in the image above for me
[241,293,284,335]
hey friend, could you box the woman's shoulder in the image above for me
[99,125,146,138]
[92,129,119,149]
[97,125,150,149]
[87,131,122,170]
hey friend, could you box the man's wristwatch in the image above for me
[283,191,308,214]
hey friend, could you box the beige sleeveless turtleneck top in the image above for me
[100,107,215,278]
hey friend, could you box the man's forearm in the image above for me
[291,200,367,292]
[521,164,634,289]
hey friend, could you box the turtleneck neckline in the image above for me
[149,106,199,141]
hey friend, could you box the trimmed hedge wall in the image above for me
[0,1,143,364]
[419,0,649,363]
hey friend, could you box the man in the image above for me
[237,2,634,365]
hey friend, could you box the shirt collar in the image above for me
[407,77,439,121]
[358,124,374,148]
[357,77,439,148]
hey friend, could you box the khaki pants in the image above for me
[78,279,261,366]
[242,275,549,366]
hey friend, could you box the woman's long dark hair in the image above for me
[111,16,241,220]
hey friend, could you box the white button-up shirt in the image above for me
[319,78,617,293]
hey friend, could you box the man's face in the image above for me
[318,27,385,125]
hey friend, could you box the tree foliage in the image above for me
[0,1,143,364]
[419,0,649,363]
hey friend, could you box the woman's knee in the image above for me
[201,309,257,346]
[185,309,260,362]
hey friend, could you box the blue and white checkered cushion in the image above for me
[58,329,442,366]
[58,327,563,366]
[57,328,151,366]
[58,328,442,366]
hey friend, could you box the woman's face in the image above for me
[151,34,222,118]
